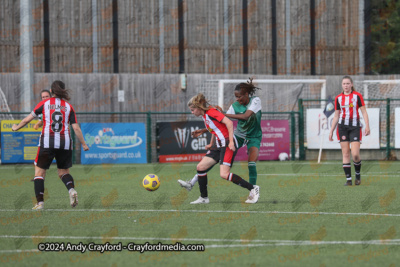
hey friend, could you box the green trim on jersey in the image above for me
[231,96,262,139]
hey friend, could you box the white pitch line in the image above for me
[2,235,400,244]
[1,241,399,253]
[0,249,39,254]
[1,236,400,247]
[206,241,400,248]
[0,235,303,243]
[0,208,399,217]
[0,241,399,254]
[258,173,396,176]
[0,163,199,170]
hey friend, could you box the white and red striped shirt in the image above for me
[335,91,365,126]
[30,97,77,150]
[202,108,230,147]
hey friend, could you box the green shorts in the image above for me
[235,135,261,151]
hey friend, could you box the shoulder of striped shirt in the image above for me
[208,108,220,115]
[352,91,363,96]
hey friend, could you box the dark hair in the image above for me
[51,80,71,101]
[234,77,260,96]
[342,75,356,92]
[40,89,51,98]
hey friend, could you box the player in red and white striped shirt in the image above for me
[185,93,260,204]
[329,76,370,186]
[32,93,77,150]
[12,81,89,210]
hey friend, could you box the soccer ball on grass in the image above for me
[278,152,289,161]
[142,174,160,191]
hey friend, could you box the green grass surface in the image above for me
[1,161,399,266]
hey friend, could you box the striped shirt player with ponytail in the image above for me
[329,76,370,186]
[12,80,89,210]
[183,93,260,204]
[178,78,262,196]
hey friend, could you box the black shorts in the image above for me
[337,124,362,143]
[205,140,238,167]
[35,147,73,170]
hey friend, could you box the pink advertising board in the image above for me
[234,120,290,161]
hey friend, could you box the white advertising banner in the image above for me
[307,108,380,149]
[396,108,400,148]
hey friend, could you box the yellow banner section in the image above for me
[1,120,42,132]
[24,146,38,160]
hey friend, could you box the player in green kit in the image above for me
[178,78,262,190]
[225,78,262,185]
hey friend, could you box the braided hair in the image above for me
[234,77,260,96]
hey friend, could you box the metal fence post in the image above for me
[147,111,152,163]
[290,111,295,161]
[298,99,305,160]
[386,98,390,159]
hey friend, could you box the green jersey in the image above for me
[226,96,262,139]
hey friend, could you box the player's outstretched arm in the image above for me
[221,117,235,151]
[71,123,89,151]
[359,106,370,136]
[225,110,254,121]
[205,135,215,150]
[12,114,35,131]
[191,128,208,138]
[328,110,340,141]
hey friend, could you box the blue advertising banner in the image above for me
[1,120,42,164]
[81,123,147,164]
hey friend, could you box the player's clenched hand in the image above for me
[228,142,235,152]
[205,144,212,150]
[191,129,204,138]
[365,126,370,136]
[82,144,89,151]
[328,132,333,141]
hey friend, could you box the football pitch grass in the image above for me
[1,160,399,266]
